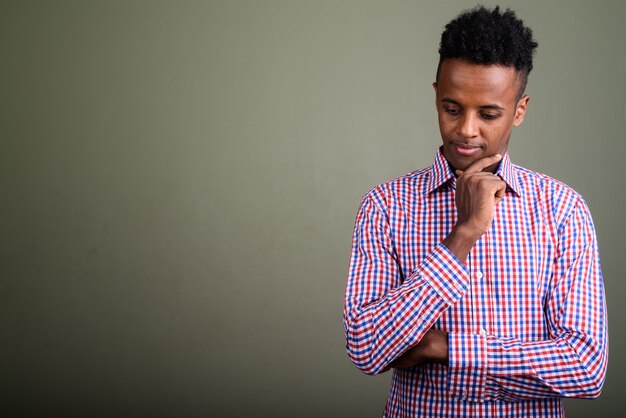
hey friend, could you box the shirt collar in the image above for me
[426,147,522,196]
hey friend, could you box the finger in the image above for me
[491,180,507,205]
[459,172,499,181]
[463,154,502,174]
[466,175,505,191]
[458,167,503,177]
[477,176,506,187]
[389,357,406,369]
[494,181,507,199]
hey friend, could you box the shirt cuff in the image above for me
[447,332,488,402]
[421,243,470,304]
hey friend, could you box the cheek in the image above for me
[436,119,447,134]
[438,119,454,135]
[488,126,512,147]
[487,123,508,138]
[481,128,503,149]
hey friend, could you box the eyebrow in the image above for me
[441,98,505,110]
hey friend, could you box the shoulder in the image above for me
[360,166,432,214]
[514,164,591,227]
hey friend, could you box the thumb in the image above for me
[494,180,506,203]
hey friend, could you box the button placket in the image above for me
[471,238,488,338]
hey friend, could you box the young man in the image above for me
[343,6,607,417]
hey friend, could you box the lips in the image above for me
[452,142,482,156]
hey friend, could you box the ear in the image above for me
[433,82,439,109]
[513,95,530,127]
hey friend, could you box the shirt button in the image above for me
[480,328,487,336]
[475,271,483,279]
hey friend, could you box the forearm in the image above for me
[386,329,449,370]
[345,185,493,375]
[489,331,607,399]
[345,244,469,375]
[348,220,485,373]
[447,329,607,402]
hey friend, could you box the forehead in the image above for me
[437,59,520,103]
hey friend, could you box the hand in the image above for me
[454,154,507,239]
[383,329,449,371]
[441,154,506,262]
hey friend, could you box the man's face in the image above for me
[433,58,530,172]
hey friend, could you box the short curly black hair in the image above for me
[437,6,538,96]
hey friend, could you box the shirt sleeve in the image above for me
[447,197,608,402]
[343,193,470,375]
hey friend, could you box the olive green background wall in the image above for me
[1,0,623,417]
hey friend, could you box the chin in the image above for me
[453,159,475,171]
[444,150,480,171]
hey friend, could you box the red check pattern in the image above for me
[343,149,608,417]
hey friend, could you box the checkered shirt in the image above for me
[343,149,608,417]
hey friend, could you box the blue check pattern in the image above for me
[343,149,608,417]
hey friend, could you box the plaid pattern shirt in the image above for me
[344,149,608,417]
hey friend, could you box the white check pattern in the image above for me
[344,149,608,417]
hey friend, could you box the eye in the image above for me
[444,107,460,116]
[480,112,500,120]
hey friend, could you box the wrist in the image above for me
[442,224,481,263]
[424,329,449,365]
[453,223,483,242]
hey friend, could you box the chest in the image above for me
[389,186,556,339]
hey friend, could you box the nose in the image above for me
[457,112,479,138]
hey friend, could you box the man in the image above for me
[343,6,607,417]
